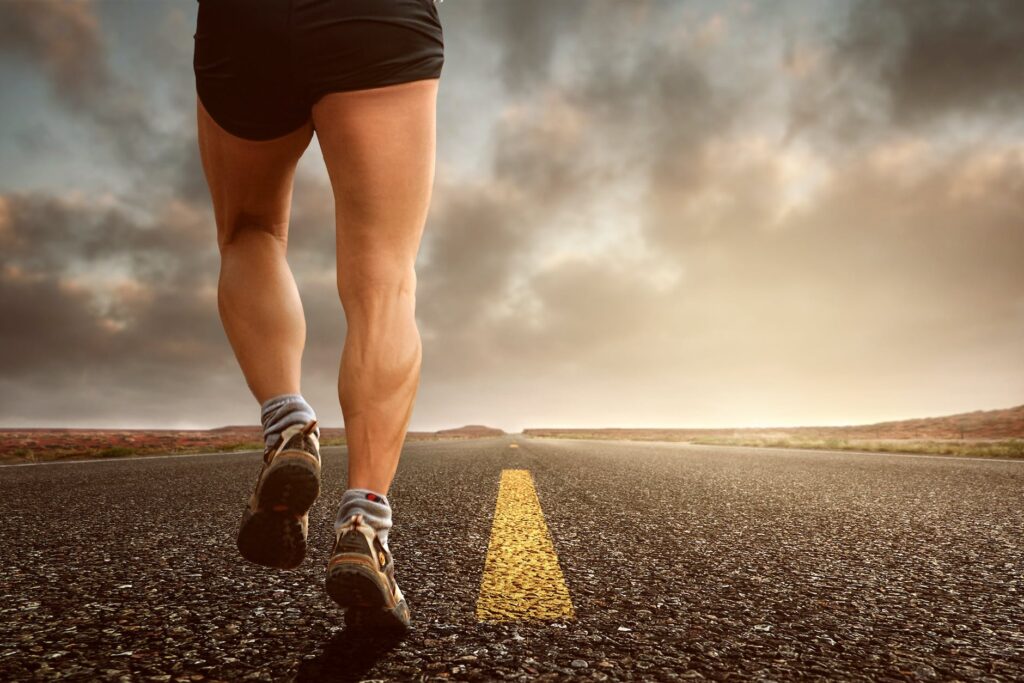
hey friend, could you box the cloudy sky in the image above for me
[1,0,1022,432]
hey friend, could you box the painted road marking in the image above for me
[476,469,575,622]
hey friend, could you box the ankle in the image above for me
[336,487,393,547]
[261,393,318,450]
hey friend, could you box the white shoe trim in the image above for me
[267,418,320,464]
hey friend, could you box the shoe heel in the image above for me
[327,563,412,634]
[258,458,320,515]
[325,563,389,609]
[237,509,306,570]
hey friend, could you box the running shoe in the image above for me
[325,512,411,634]
[237,418,321,570]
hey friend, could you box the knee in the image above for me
[337,263,417,314]
[217,212,289,252]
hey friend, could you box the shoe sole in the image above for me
[237,455,320,570]
[325,558,411,633]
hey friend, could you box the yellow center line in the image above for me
[475,469,575,622]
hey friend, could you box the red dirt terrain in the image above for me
[523,404,1024,441]
[0,424,505,464]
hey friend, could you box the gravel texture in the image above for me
[1,435,1022,681]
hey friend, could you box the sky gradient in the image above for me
[1,0,1022,432]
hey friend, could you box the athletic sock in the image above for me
[336,487,393,549]
[260,392,319,452]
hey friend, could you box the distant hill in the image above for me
[523,404,1024,441]
[435,424,506,438]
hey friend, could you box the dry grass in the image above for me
[686,436,1024,459]
[0,427,503,465]
[2,439,282,464]
[531,431,1024,458]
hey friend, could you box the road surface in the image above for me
[1,435,1022,681]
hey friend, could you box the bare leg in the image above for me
[195,96,315,405]
[311,78,438,495]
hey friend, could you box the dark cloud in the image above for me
[845,0,1024,126]
[0,0,106,104]
[786,0,1024,147]
[417,182,535,339]
[0,0,156,164]
[0,268,118,380]
[477,0,579,93]
[0,191,225,381]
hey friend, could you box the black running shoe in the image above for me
[237,418,321,570]
[325,512,411,634]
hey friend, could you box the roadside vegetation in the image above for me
[531,431,1024,459]
[686,436,1024,459]
[0,425,502,465]
[4,439,275,464]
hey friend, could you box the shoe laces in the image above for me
[265,418,320,464]
[336,512,364,535]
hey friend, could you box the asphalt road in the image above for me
[1,435,1022,681]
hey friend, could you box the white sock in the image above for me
[336,488,393,549]
[260,393,318,451]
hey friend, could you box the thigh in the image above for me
[311,78,439,278]
[196,96,315,248]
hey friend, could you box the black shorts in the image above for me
[193,0,444,141]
